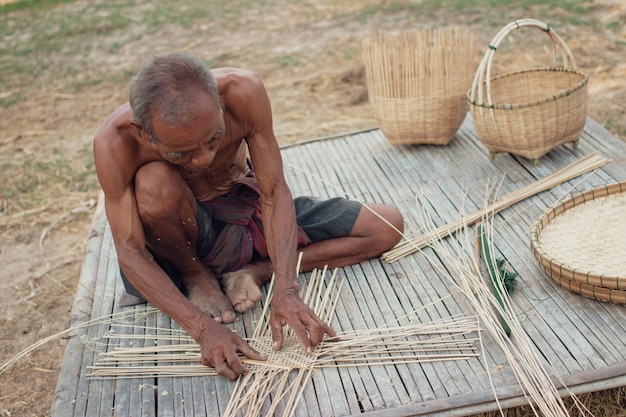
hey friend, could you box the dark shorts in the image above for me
[120,196,361,298]
[293,196,361,243]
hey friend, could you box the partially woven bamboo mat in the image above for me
[531,182,626,303]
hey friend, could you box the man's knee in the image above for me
[375,204,404,248]
[135,161,186,219]
[351,203,404,252]
[387,206,404,236]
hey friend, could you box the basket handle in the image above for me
[469,19,578,108]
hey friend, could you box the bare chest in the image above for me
[180,143,250,202]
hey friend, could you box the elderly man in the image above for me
[93,52,403,380]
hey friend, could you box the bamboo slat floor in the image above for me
[52,116,626,416]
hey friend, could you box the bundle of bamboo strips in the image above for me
[383,152,608,262]
[363,28,475,99]
[414,195,591,416]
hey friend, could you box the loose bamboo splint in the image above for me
[382,152,607,262]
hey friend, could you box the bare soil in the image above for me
[1,1,625,416]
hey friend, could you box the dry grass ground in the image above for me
[1,0,625,416]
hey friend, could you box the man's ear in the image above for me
[130,119,156,148]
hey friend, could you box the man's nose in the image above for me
[191,148,214,167]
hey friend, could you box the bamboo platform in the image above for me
[52,116,626,416]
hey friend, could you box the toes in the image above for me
[203,308,222,323]
[200,305,233,324]
[234,299,253,313]
[222,309,236,323]
[249,286,263,303]
[233,298,256,314]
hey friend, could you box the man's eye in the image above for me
[207,130,223,144]
[167,151,188,158]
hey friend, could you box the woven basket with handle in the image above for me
[362,27,476,146]
[468,19,588,164]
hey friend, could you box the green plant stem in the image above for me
[477,224,511,337]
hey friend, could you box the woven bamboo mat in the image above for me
[535,184,625,278]
[531,182,626,303]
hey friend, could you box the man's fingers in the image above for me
[224,350,249,377]
[238,341,266,362]
[308,322,329,347]
[324,324,337,339]
[290,319,313,354]
[270,319,285,351]
[214,359,239,381]
[304,317,337,348]
[211,344,261,381]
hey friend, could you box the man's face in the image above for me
[151,91,226,173]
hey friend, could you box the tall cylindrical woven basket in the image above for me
[468,19,588,164]
[362,27,476,146]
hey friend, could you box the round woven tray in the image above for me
[530,182,626,303]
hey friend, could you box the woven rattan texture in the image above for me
[369,94,468,146]
[531,182,626,303]
[538,193,626,277]
[249,336,318,371]
[471,69,587,159]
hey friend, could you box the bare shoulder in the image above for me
[93,102,134,149]
[212,68,272,137]
[93,103,146,196]
[212,68,268,112]
[212,67,265,95]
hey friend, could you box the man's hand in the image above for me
[197,318,266,380]
[269,289,337,353]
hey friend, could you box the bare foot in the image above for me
[186,277,236,323]
[222,268,265,313]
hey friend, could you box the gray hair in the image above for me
[129,52,221,143]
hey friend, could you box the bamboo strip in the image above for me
[0,306,160,376]
[382,152,608,262]
[88,354,482,379]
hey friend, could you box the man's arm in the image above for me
[239,73,336,351]
[93,119,263,379]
